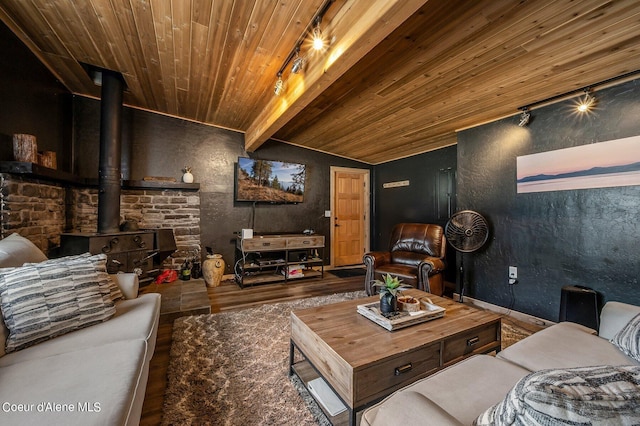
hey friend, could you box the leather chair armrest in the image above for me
[417,257,446,294]
[363,252,391,296]
[363,251,391,267]
[421,256,445,274]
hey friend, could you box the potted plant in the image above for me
[372,273,411,314]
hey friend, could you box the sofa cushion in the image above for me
[0,339,148,426]
[362,391,464,426]
[600,301,640,340]
[0,233,47,268]
[612,313,640,363]
[475,365,640,426]
[0,258,115,353]
[0,293,161,367]
[497,322,637,371]
[361,355,530,426]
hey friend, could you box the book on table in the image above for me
[307,377,347,416]
[357,301,445,331]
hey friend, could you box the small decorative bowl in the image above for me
[398,296,420,312]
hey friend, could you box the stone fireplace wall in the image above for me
[1,174,200,267]
[67,187,200,267]
[0,174,66,255]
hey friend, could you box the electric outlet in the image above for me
[508,266,518,285]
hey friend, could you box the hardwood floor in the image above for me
[139,273,365,425]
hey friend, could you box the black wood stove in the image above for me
[59,69,176,286]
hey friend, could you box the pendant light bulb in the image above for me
[576,89,596,113]
[312,24,324,51]
[274,74,284,96]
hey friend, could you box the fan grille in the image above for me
[445,210,489,253]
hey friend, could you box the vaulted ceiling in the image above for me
[1,0,639,164]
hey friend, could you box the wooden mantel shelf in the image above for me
[0,161,200,191]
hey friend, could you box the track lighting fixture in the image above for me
[291,49,305,74]
[516,70,640,119]
[274,73,284,96]
[272,0,335,96]
[518,107,531,127]
[576,89,596,113]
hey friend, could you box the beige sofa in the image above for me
[0,234,161,425]
[361,300,640,425]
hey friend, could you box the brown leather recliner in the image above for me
[364,223,446,296]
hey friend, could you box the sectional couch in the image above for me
[0,233,161,425]
[361,300,640,425]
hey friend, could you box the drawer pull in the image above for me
[133,235,146,248]
[262,242,271,246]
[303,240,310,244]
[101,237,119,253]
[394,363,413,376]
[467,336,480,346]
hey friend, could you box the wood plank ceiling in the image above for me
[1,0,639,164]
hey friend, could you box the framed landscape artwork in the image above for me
[516,135,640,194]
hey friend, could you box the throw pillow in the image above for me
[0,257,116,353]
[0,233,48,268]
[31,253,124,303]
[475,365,640,426]
[611,313,640,362]
[0,310,7,358]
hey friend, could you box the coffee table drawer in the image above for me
[355,342,440,403]
[442,322,500,364]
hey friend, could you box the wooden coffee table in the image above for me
[289,289,501,426]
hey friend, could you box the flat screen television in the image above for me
[235,157,306,203]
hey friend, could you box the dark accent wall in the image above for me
[72,97,370,273]
[457,78,640,321]
[0,20,72,169]
[373,146,457,247]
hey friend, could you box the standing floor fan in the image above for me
[445,210,489,302]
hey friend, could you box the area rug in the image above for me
[162,291,366,426]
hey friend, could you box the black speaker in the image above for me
[559,285,600,330]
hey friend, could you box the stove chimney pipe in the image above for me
[98,70,124,234]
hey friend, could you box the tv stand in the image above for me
[235,234,325,288]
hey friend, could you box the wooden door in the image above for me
[334,171,366,266]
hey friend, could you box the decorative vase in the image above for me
[380,295,397,314]
[182,171,194,183]
[203,254,225,287]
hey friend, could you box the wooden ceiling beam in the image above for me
[243,0,429,153]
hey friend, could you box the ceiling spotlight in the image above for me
[311,19,325,51]
[518,107,531,127]
[576,89,596,113]
[274,73,284,96]
[291,50,305,74]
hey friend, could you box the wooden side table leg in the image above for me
[289,339,295,376]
